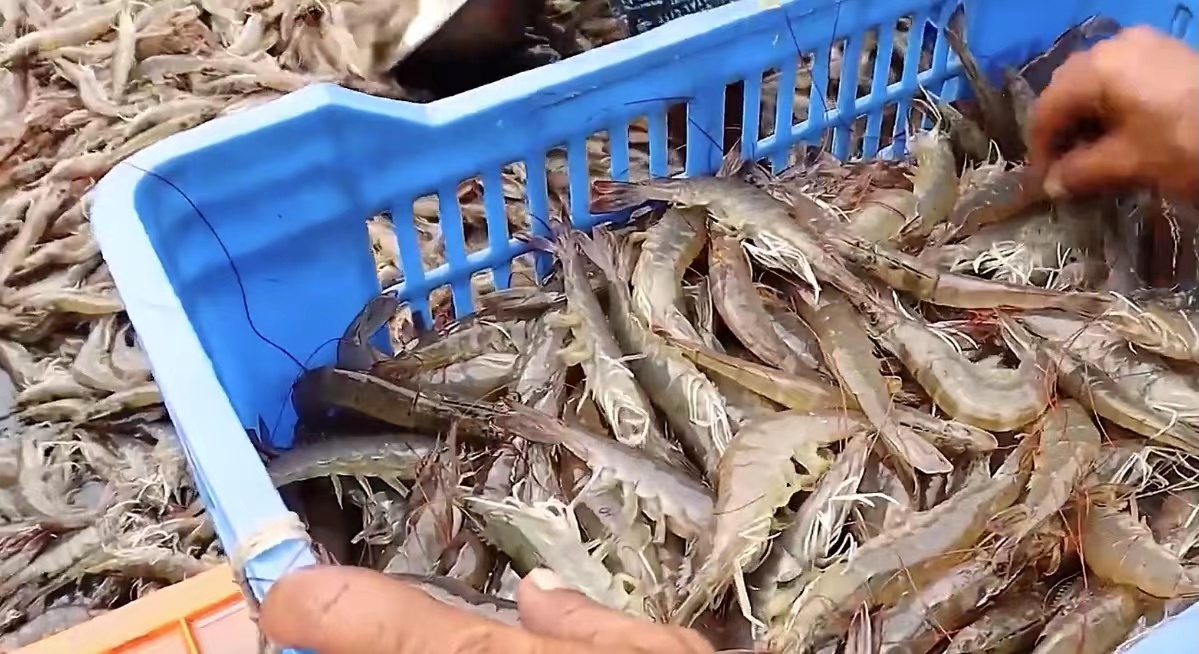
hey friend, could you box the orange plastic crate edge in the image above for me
[18,565,254,654]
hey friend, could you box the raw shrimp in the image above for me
[931,94,992,164]
[846,188,918,244]
[266,432,437,489]
[663,333,845,411]
[1079,503,1199,599]
[944,14,1023,159]
[684,278,724,352]
[0,605,103,649]
[1002,68,1037,151]
[556,229,663,449]
[582,227,730,477]
[898,119,958,244]
[337,294,398,371]
[1151,489,1199,556]
[631,207,707,342]
[759,288,826,372]
[509,312,571,502]
[877,557,1011,654]
[775,441,1031,652]
[831,233,1111,314]
[510,310,569,411]
[797,290,952,474]
[851,455,916,541]
[1031,583,1144,654]
[574,479,672,619]
[497,406,715,541]
[1003,314,1199,455]
[776,432,874,576]
[468,496,644,614]
[673,411,868,625]
[590,176,873,304]
[0,524,102,597]
[945,166,1049,240]
[292,367,503,437]
[402,353,518,400]
[869,298,1051,432]
[1101,298,1199,364]
[936,203,1102,289]
[891,406,999,454]
[944,587,1051,654]
[374,318,529,377]
[710,232,811,374]
[996,400,1100,542]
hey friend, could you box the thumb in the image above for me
[1044,134,1141,198]
[516,569,713,654]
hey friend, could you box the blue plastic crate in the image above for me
[89,0,1199,645]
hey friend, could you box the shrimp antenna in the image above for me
[913,83,945,132]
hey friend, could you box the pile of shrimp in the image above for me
[0,0,897,645]
[0,422,217,649]
[270,13,1199,654]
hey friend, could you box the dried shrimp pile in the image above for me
[0,0,646,646]
[277,16,1199,654]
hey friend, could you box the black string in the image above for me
[121,161,308,372]
[119,161,364,446]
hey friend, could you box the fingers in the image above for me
[1043,134,1141,197]
[1028,48,1105,172]
[259,565,576,654]
[517,569,714,654]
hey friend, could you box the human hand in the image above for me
[259,565,716,654]
[1029,26,1199,199]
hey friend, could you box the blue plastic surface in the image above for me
[89,0,1199,648]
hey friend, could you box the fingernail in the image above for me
[526,568,566,591]
[1044,171,1067,199]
